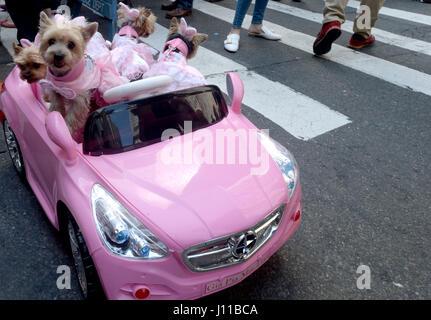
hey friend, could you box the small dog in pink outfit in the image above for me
[110,2,158,81]
[38,12,125,143]
[142,17,208,97]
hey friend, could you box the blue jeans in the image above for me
[232,0,270,29]
[178,0,193,10]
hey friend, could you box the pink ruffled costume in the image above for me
[143,18,207,96]
[106,3,157,81]
[110,26,156,81]
[40,54,124,142]
[39,14,125,101]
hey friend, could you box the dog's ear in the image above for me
[13,43,23,56]
[169,17,179,33]
[192,33,208,46]
[39,11,54,35]
[81,22,98,42]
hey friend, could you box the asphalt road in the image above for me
[0,0,430,300]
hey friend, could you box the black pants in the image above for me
[5,0,61,42]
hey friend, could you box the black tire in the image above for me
[66,214,105,300]
[3,118,27,182]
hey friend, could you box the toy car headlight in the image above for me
[257,132,300,200]
[91,184,168,259]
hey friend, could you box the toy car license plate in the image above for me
[205,260,261,294]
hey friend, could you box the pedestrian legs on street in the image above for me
[224,0,280,53]
[322,0,349,25]
[314,0,385,54]
[353,0,386,38]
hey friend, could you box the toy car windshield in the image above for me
[83,85,228,155]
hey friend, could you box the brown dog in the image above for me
[38,11,98,141]
[117,2,157,38]
[13,43,47,83]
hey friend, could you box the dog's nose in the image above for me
[54,53,64,61]
[24,73,31,79]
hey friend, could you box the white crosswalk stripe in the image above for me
[194,0,431,98]
[267,1,431,57]
[146,25,352,141]
[345,0,431,27]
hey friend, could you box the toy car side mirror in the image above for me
[45,111,77,166]
[226,72,244,114]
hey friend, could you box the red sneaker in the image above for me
[313,21,341,55]
[348,34,375,49]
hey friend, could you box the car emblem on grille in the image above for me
[229,231,257,259]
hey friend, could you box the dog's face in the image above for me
[168,17,208,59]
[13,43,47,83]
[117,6,156,38]
[38,12,98,76]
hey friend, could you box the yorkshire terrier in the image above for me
[117,1,156,38]
[13,42,47,84]
[38,11,99,142]
[108,2,158,81]
[144,18,208,95]
[142,17,208,96]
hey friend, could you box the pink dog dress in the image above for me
[39,54,125,142]
[109,26,157,81]
[141,18,207,96]
[142,37,207,97]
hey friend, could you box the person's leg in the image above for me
[224,0,252,52]
[5,0,39,42]
[353,0,386,38]
[250,0,270,26]
[248,0,269,33]
[231,0,253,32]
[322,0,349,25]
[248,0,281,40]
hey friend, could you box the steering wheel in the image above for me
[103,75,173,104]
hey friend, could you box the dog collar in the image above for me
[163,38,189,57]
[49,58,86,82]
[118,25,139,40]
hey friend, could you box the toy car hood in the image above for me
[85,116,288,249]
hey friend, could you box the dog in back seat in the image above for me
[141,17,208,97]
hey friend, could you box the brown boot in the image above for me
[161,1,178,11]
[165,7,192,18]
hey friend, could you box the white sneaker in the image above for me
[224,33,240,52]
[248,26,281,41]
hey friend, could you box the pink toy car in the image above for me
[0,68,302,300]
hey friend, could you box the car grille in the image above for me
[182,204,286,272]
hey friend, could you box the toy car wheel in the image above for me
[66,214,104,300]
[3,118,26,181]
